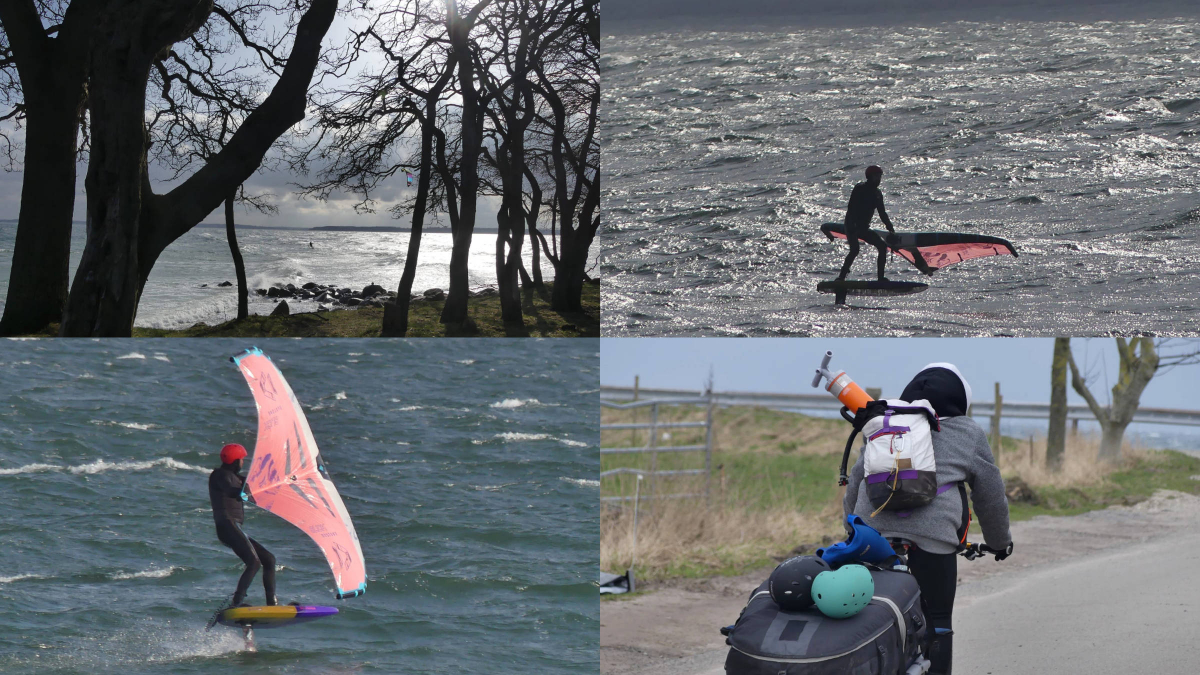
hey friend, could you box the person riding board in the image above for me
[837,165,896,282]
[843,364,1013,675]
[209,443,277,608]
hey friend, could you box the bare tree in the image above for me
[0,0,97,334]
[57,0,337,336]
[1046,337,1069,470]
[1068,338,1200,461]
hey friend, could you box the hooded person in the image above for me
[842,363,1012,675]
[208,443,277,608]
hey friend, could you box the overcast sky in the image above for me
[600,338,1200,412]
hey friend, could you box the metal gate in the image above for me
[600,391,714,503]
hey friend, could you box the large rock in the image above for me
[270,300,290,317]
[423,287,445,301]
[255,288,268,296]
[362,283,387,298]
[302,281,319,290]
[217,280,232,287]
[475,286,498,297]
[316,292,334,303]
[267,286,288,298]
[344,297,362,306]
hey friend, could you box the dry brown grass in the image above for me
[993,431,1143,489]
[600,496,844,581]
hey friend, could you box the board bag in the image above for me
[841,399,940,514]
[724,569,926,675]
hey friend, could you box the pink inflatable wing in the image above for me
[819,223,1018,274]
[230,347,367,599]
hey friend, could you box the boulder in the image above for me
[199,283,208,288]
[361,283,387,298]
[423,287,445,301]
[285,283,297,292]
[266,286,286,298]
[316,292,334,303]
[270,300,290,317]
[302,281,319,290]
[344,297,362,306]
[476,286,499,297]
[255,288,268,296]
[217,280,233,287]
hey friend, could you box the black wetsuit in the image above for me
[209,463,276,606]
[838,180,894,280]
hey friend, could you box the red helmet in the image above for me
[865,165,883,178]
[220,443,248,464]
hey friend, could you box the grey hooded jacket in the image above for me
[842,364,1012,555]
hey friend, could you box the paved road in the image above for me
[601,490,1200,675]
[955,530,1200,675]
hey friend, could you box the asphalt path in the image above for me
[601,490,1200,675]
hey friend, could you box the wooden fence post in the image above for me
[990,382,1003,469]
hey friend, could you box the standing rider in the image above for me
[837,165,896,282]
[843,364,1013,675]
[209,443,277,608]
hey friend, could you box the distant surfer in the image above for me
[836,165,896,282]
[209,443,277,608]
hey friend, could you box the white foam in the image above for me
[110,566,181,580]
[457,359,476,365]
[153,353,170,362]
[472,483,519,491]
[334,391,347,400]
[90,420,160,431]
[116,352,146,360]
[68,458,208,475]
[559,439,589,448]
[394,405,423,411]
[0,463,64,476]
[490,398,541,409]
[495,432,552,442]
[560,477,600,488]
[0,573,48,583]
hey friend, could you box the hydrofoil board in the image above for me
[215,604,338,629]
[816,279,928,305]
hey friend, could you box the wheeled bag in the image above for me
[724,568,926,675]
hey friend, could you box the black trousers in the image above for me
[216,520,276,604]
[838,226,889,279]
[908,547,956,674]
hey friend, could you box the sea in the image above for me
[602,13,1200,336]
[0,338,599,674]
[0,222,575,330]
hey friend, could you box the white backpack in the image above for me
[852,399,940,515]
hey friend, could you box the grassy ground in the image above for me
[601,403,1200,585]
[27,281,599,337]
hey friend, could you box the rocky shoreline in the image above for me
[246,281,499,316]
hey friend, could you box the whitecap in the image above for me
[110,566,181,580]
[334,391,347,400]
[0,573,48,583]
[116,352,146,360]
[495,432,551,442]
[69,458,207,475]
[490,398,540,409]
[457,359,476,365]
[0,463,64,476]
[559,477,600,488]
[559,439,589,448]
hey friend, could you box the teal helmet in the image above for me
[812,564,874,619]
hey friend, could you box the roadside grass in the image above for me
[26,280,599,337]
[601,403,1200,588]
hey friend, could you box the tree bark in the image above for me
[383,94,442,337]
[224,191,249,320]
[59,0,337,336]
[0,0,98,334]
[440,0,493,326]
[1046,337,1070,470]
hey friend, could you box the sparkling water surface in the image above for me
[602,17,1200,336]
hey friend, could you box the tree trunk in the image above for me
[1046,337,1070,470]
[383,96,439,337]
[440,0,489,326]
[60,14,162,336]
[0,106,81,334]
[1098,420,1129,462]
[224,191,249,320]
[58,0,336,336]
[0,0,96,335]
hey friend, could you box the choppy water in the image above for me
[0,223,563,330]
[602,17,1200,335]
[0,338,599,674]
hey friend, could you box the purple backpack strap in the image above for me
[895,482,961,518]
